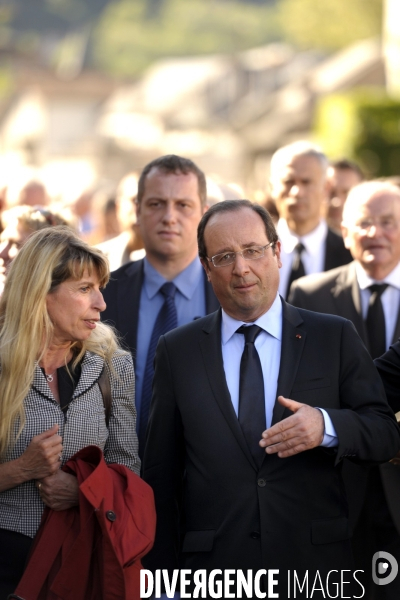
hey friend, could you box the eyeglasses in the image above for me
[354,217,399,233]
[206,243,274,268]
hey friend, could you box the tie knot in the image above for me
[160,281,177,299]
[369,283,388,299]
[236,324,263,344]
[295,242,305,255]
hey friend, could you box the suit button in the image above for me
[251,531,260,539]
[106,510,116,522]
[257,478,266,487]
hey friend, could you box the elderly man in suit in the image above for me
[102,155,219,456]
[142,199,399,599]
[289,180,400,599]
[269,141,352,299]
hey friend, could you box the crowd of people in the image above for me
[0,142,400,600]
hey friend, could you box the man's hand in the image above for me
[259,396,324,458]
[37,470,79,511]
[17,424,63,481]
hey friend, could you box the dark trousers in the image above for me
[0,529,33,600]
[352,467,400,600]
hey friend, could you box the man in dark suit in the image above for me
[142,199,399,599]
[102,155,219,454]
[269,141,352,299]
[289,180,400,599]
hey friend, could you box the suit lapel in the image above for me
[199,310,257,469]
[330,263,368,345]
[391,304,400,344]
[203,270,220,313]
[272,300,306,425]
[324,228,352,271]
[324,229,340,271]
[31,353,103,403]
[72,352,103,399]
[32,365,56,401]
[117,260,144,365]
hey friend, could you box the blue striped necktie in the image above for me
[139,282,178,456]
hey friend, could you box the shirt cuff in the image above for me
[317,408,338,447]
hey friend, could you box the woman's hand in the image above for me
[17,424,63,480]
[0,424,63,493]
[37,470,79,511]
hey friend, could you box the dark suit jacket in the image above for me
[288,261,400,350]
[375,342,400,534]
[324,228,353,271]
[289,262,400,533]
[142,301,399,593]
[101,258,220,365]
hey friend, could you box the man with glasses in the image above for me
[289,181,400,599]
[142,199,399,597]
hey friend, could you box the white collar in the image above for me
[356,261,400,291]
[277,218,328,254]
[221,293,282,345]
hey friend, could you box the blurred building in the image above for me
[0,32,391,199]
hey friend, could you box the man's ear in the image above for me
[202,204,209,216]
[341,224,351,249]
[200,257,212,282]
[273,240,282,269]
[135,200,141,224]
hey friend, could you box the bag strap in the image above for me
[98,365,112,427]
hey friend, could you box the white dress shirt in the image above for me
[356,261,400,349]
[221,294,337,445]
[277,218,328,297]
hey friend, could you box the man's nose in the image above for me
[366,223,382,237]
[289,184,301,198]
[162,202,177,223]
[232,252,250,275]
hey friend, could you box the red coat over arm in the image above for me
[13,445,156,600]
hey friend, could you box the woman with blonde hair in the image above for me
[0,226,140,597]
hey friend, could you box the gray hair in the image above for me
[270,141,328,184]
[342,181,400,225]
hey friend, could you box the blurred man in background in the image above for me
[326,159,364,233]
[289,180,400,600]
[96,172,145,271]
[269,141,352,299]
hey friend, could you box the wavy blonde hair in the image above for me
[0,226,122,456]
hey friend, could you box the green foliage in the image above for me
[315,90,400,178]
[278,0,382,51]
[92,0,281,77]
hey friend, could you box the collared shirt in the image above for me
[221,294,337,446]
[277,218,328,297]
[356,261,400,348]
[135,257,206,428]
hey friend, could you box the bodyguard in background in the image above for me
[102,155,219,456]
[269,141,352,299]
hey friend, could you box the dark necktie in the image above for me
[237,325,266,467]
[365,283,388,359]
[286,242,306,299]
[139,282,178,456]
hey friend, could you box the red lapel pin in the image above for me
[296,334,302,339]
